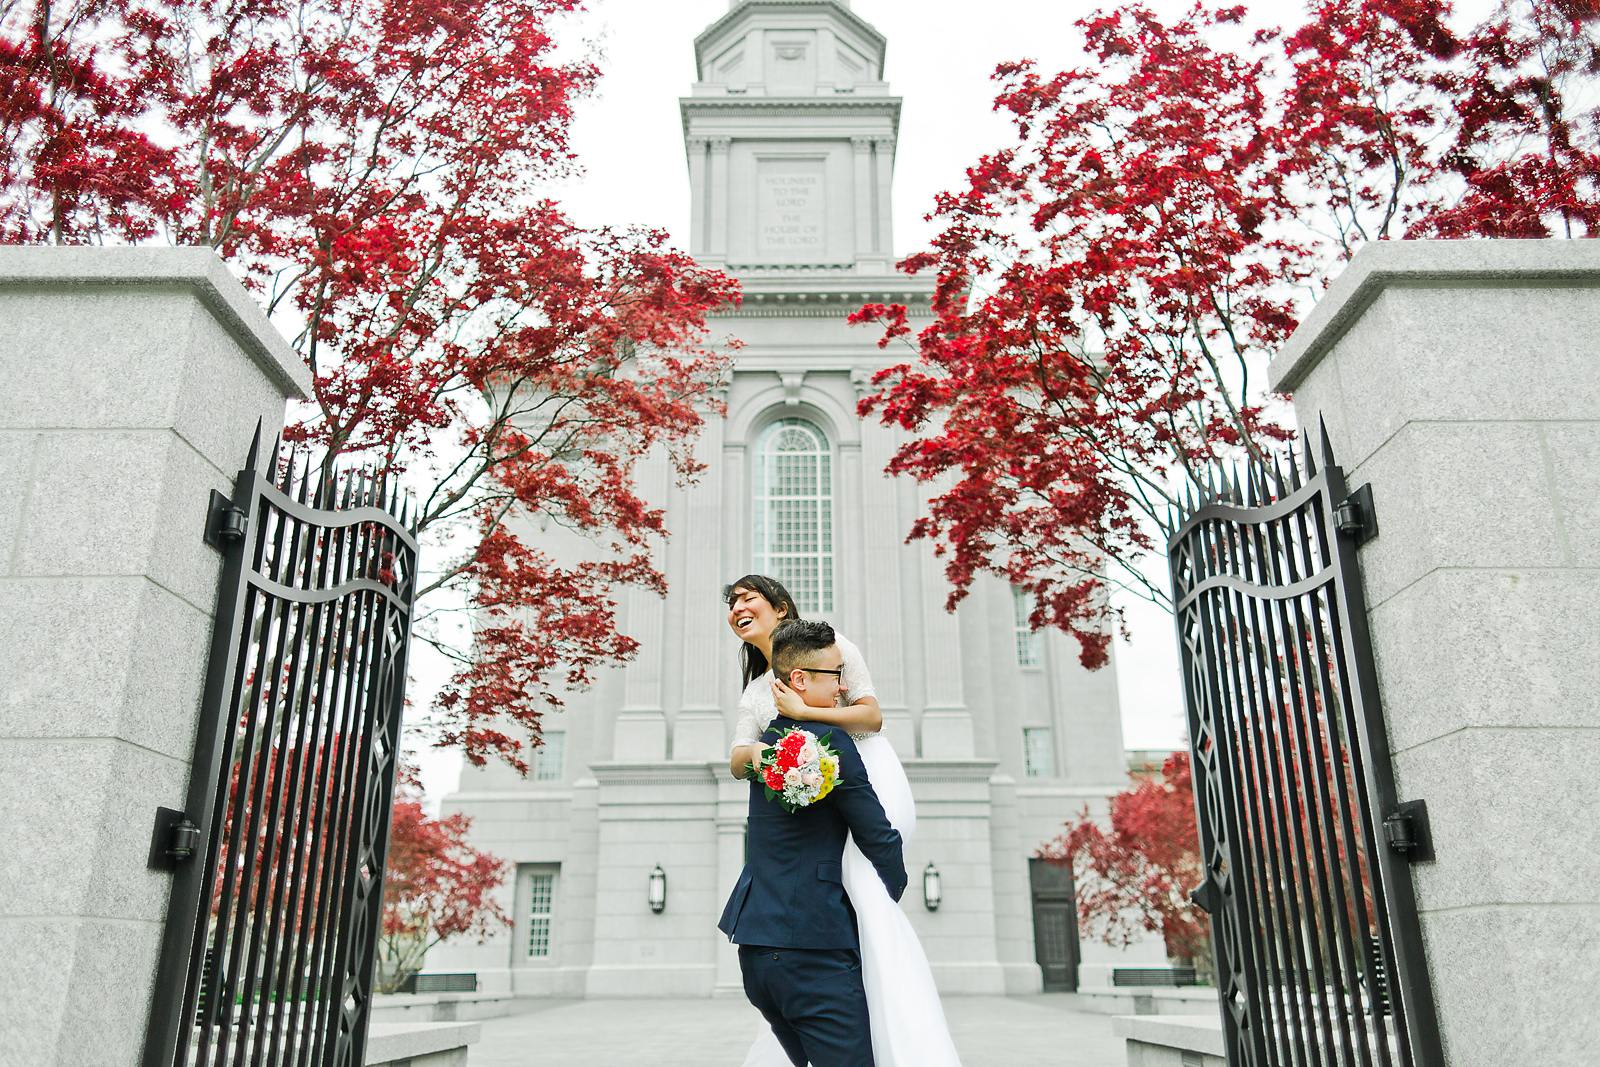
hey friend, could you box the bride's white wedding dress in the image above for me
[733,634,961,1067]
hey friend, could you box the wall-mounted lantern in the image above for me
[923,862,941,911]
[648,865,667,914]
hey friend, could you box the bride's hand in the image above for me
[772,678,809,721]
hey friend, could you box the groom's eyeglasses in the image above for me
[798,667,844,679]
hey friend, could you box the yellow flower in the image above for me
[813,756,839,802]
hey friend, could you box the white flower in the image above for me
[784,768,802,789]
[798,739,819,765]
[800,771,821,788]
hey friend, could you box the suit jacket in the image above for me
[718,719,907,949]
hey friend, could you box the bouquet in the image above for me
[755,728,842,813]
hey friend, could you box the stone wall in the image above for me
[1268,239,1600,1066]
[0,246,309,1066]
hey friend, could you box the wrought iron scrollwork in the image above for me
[1169,425,1442,1067]
[145,426,418,1067]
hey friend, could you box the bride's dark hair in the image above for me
[724,574,802,687]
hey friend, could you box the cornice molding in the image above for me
[709,287,934,318]
[680,97,902,138]
[902,759,1001,784]
[589,761,720,787]
[711,305,932,320]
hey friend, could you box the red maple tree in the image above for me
[1039,750,1209,974]
[853,0,1599,666]
[1,0,740,768]
[1420,0,1600,237]
[376,763,509,994]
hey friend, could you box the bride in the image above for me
[725,574,962,1067]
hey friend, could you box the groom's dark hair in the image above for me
[769,619,836,680]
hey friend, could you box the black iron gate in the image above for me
[144,429,418,1067]
[1169,430,1442,1067]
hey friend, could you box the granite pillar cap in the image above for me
[0,244,312,399]
[1269,239,1600,393]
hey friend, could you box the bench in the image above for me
[396,973,479,994]
[1112,967,1199,987]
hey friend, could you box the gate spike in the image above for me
[1271,455,1287,497]
[1245,466,1259,507]
[296,454,313,505]
[312,464,328,510]
[267,433,284,489]
[1230,463,1244,504]
[1301,433,1318,478]
[1318,414,1338,469]
[243,417,264,474]
[340,467,355,510]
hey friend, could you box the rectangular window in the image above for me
[534,730,565,782]
[1013,586,1043,668]
[526,870,555,958]
[1023,727,1054,778]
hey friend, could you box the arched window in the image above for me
[753,416,834,614]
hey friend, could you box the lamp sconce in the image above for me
[648,865,667,914]
[922,862,941,912]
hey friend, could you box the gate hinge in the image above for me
[1189,877,1220,915]
[1382,799,1434,863]
[203,490,248,551]
[1334,483,1378,546]
[148,807,201,872]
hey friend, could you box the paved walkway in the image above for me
[470,994,1123,1067]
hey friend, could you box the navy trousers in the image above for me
[738,945,874,1067]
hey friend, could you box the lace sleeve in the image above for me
[730,674,772,752]
[836,633,877,704]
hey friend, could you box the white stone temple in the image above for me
[433,0,1141,998]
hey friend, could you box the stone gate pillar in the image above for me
[0,247,310,1066]
[1268,239,1600,1066]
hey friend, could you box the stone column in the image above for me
[1267,239,1600,1067]
[686,138,710,256]
[854,385,912,756]
[616,448,670,762]
[708,138,732,261]
[920,535,973,759]
[677,402,725,721]
[851,137,875,265]
[0,246,310,1066]
[872,137,895,256]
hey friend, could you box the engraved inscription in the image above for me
[759,164,825,257]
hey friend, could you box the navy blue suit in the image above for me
[718,720,906,1067]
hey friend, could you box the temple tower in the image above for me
[434,0,1137,998]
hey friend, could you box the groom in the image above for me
[718,619,907,1067]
